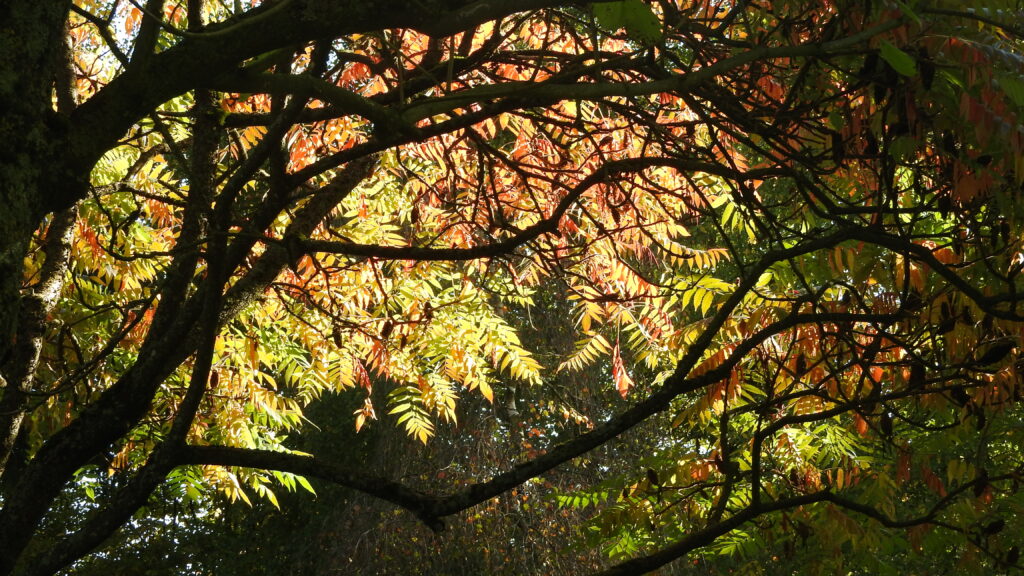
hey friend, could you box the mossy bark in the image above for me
[0,3,75,573]
[0,0,72,443]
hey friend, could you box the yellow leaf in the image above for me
[479,380,494,403]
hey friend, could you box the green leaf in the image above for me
[828,110,844,131]
[593,0,663,44]
[889,136,919,161]
[878,41,917,77]
[999,76,1024,107]
[297,475,316,496]
[893,0,921,26]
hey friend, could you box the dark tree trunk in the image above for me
[0,0,75,471]
[0,4,83,574]
[0,2,572,573]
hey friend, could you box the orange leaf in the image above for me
[854,413,869,436]
[612,342,633,398]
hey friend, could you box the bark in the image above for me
[0,1,65,345]
[0,208,76,476]
[0,1,677,573]
[62,0,572,209]
[0,157,376,575]
[0,1,75,472]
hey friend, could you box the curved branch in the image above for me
[594,481,1007,576]
[0,158,378,574]
[848,227,1024,319]
[398,20,902,123]
[169,231,866,531]
[208,71,403,130]
[921,7,1024,37]
[62,0,572,213]
[178,445,443,526]
[292,157,787,261]
[594,492,831,576]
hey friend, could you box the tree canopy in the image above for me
[2,0,1024,574]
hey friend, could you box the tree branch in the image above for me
[62,0,574,213]
[290,157,786,261]
[0,158,378,573]
[208,71,406,132]
[162,231,868,534]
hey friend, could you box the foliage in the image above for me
[1,0,1024,575]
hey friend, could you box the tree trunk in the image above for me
[0,12,85,576]
[0,0,74,472]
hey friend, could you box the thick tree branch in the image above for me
[208,71,404,131]
[0,157,376,573]
[24,83,239,576]
[0,208,77,479]
[128,0,166,69]
[398,20,902,123]
[161,231,866,534]
[178,445,442,526]
[595,492,831,576]
[61,0,573,213]
[291,157,787,261]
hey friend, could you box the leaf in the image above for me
[478,379,494,403]
[559,333,612,372]
[879,41,917,77]
[612,342,634,398]
[892,0,921,26]
[999,75,1024,107]
[296,475,316,496]
[593,0,663,44]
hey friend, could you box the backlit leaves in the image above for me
[19,2,1024,574]
[879,41,918,77]
[592,0,664,44]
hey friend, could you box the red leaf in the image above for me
[612,342,633,398]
